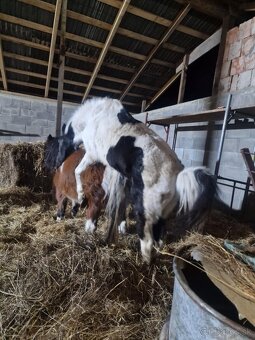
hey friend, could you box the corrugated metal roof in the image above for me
[0,0,252,112]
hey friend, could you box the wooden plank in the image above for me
[0,13,52,34]
[120,4,191,100]
[3,52,49,66]
[18,0,55,12]
[174,0,228,18]
[56,0,67,136]
[177,54,189,103]
[239,2,255,11]
[145,72,181,109]
[18,0,186,54]
[0,38,8,90]
[83,0,131,101]
[45,0,62,98]
[99,0,209,40]
[212,16,232,95]
[176,28,222,72]
[240,148,255,190]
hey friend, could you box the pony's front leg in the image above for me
[75,154,93,203]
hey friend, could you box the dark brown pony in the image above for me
[53,148,106,232]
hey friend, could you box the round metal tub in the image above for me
[166,257,255,340]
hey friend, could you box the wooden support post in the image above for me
[212,15,232,95]
[55,0,67,137]
[141,100,146,112]
[177,54,189,104]
[45,0,63,98]
[0,38,8,90]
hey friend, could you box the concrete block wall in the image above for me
[0,92,78,143]
[219,17,255,93]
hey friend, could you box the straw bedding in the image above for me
[0,142,255,338]
[0,187,173,339]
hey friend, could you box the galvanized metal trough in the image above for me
[160,258,255,340]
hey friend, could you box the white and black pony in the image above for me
[53,97,218,263]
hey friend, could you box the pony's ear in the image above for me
[62,123,66,134]
[67,124,74,140]
[47,134,53,141]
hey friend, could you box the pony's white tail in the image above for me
[102,166,127,242]
[175,167,218,234]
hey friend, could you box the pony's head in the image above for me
[44,124,76,171]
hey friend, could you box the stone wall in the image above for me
[219,17,255,93]
[0,91,78,143]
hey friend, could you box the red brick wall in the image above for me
[219,17,255,93]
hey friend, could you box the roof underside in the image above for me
[0,0,252,112]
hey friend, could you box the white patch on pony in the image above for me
[85,219,96,233]
[60,163,64,173]
[56,216,62,222]
[140,237,153,264]
[118,221,126,234]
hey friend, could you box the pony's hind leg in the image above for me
[71,200,80,217]
[85,200,102,233]
[75,154,93,203]
[139,221,154,264]
[56,197,68,221]
[153,218,166,250]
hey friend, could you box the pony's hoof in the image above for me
[118,221,126,234]
[85,219,96,233]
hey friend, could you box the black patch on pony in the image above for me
[117,108,140,125]
[44,125,76,171]
[106,136,145,238]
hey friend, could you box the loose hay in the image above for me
[0,142,52,192]
[0,189,173,339]
[1,185,255,338]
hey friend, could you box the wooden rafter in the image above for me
[18,0,185,55]
[0,38,8,90]
[0,13,174,70]
[99,0,209,40]
[3,49,158,91]
[174,0,228,18]
[45,0,62,98]
[56,0,67,136]
[4,66,150,100]
[83,0,130,101]
[120,4,191,101]
[2,78,141,108]
[239,2,255,11]
[145,72,181,110]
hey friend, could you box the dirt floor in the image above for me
[0,186,254,339]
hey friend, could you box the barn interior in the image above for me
[0,0,255,339]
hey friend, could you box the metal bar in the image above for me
[214,93,232,177]
[230,181,236,209]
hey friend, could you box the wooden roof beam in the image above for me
[1,13,174,70]
[174,0,228,18]
[145,72,181,110]
[4,51,157,92]
[18,0,187,55]
[45,0,63,97]
[0,38,8,90]
[99,0,209,40]
[120,4,191,101]
[239,2,255,11]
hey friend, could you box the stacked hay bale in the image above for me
[0,142,52,192]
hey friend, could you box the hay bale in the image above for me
[0,142,52,192]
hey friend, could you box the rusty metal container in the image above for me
[162,258,255,340]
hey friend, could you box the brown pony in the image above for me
[53,148,107,232]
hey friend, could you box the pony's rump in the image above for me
[175,167,218,235]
